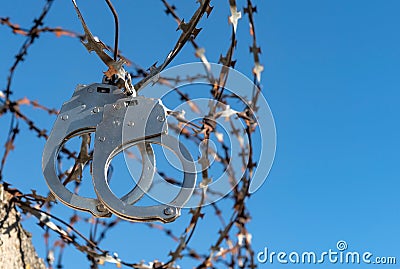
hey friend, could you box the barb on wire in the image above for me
[243,0,263,142]
[161,0,215,82]
[134,0,213,92]
[72,0,134,95]
[3,0,55,100]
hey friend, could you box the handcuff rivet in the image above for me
[164,207,174,215]
[98,136,106,142]
[157,115,165,122]
[127,121,135,127]
[92,107,100,113]
[96,204,107,212]
[61,115,69,120]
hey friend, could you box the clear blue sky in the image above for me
[1,0,399,268]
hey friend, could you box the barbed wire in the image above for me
[0,0,264,268]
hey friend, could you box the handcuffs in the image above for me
[43,82,196,223]
[42,1,196,223]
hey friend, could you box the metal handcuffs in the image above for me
[42,83,196,222]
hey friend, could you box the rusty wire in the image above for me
[104,0,120,61]
[0,0,264,268]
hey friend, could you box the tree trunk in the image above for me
[0,185,45,269]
